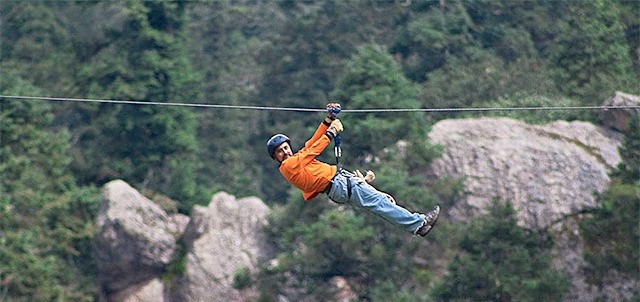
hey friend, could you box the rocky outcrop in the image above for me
[95,180,188,294]
[427,116,637,301]
[108,278,167,302]
[94,181,272,302]
[428,117,622,230]
[174,192,273,302]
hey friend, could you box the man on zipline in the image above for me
[267,103,439,236]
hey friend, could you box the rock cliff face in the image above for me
[95,180,188,295]
[174,192,273,302]
[95,181,271,302]
[427,116,636,301]
[428,117,622,230]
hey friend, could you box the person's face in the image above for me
[274,142,293,163]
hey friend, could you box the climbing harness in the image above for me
[334,134,352,200]
[334,134,342,170]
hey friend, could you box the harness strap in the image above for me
[346,173,352,200]
[333,134,351,200]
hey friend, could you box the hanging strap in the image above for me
[334,134,352,200]
[334,134,342,171]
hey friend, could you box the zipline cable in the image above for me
[0,95,324,112]
[1,95,639,113]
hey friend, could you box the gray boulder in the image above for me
[174,192,273,302]
[95,181,274,301]
[108,278,168,302]
[95,180,188,294]
[428,117,622,230]
[427,117,636,301]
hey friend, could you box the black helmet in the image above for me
[267,134,291,159]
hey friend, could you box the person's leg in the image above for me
[328,172,425,234]
[350,179,425,233]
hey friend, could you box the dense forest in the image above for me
[1,0,638,301]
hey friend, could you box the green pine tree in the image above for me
[332,44,429,161]
[614,116,640,184]
[72,0,203,209]
[432,200,570,301]
[580,116,640,286]
[0,71,100,301]
[0,1,76,94]
[548,0,636,103]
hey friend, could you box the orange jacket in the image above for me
[279,121,337,200]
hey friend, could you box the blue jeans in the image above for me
[327,170,426,234]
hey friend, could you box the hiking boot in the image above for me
[416,205,440,237]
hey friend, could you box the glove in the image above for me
[326,119,343,138]
[354,170,375,183]
[326,103,341,119]
[364,170,375,183]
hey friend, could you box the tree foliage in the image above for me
[0,71,100,301]
[432,200,570,301]
[332,44,428,160]
[546,0,636,103]
[0,1,77,94]
[580,116,640,285]
[70,0,202,209]
[614,116,640,184]
[263,193,420,301]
